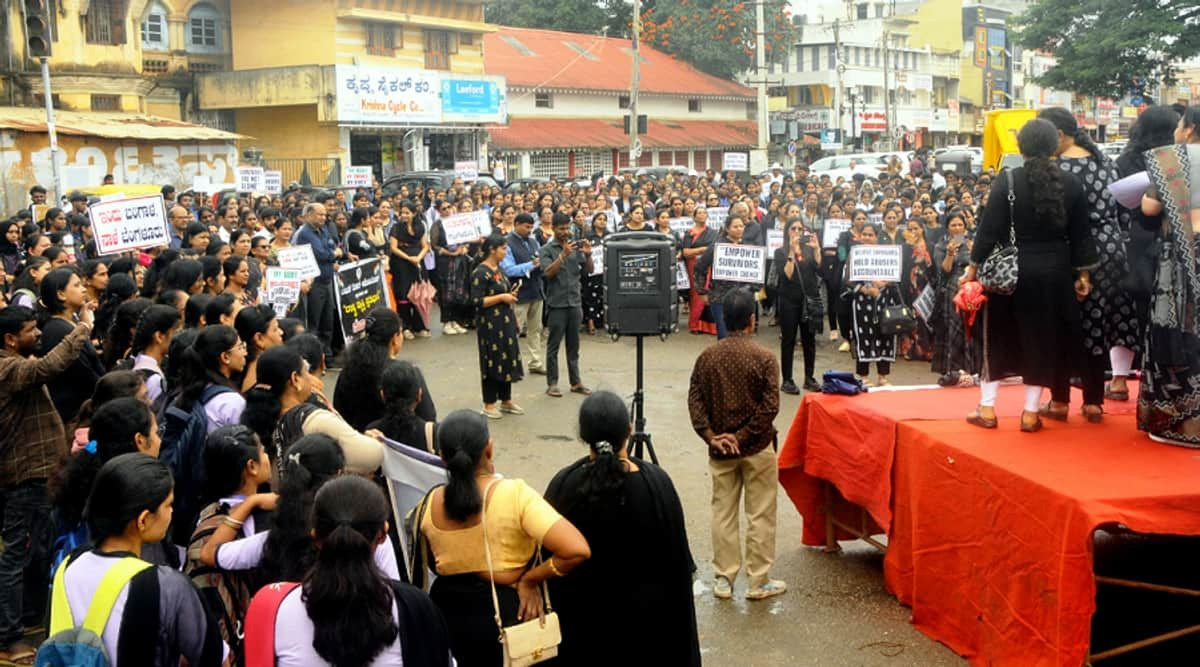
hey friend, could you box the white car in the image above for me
[808,154,889,183]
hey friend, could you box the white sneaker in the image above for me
[403,329,415,340]
[443,323,459,336]
[453,322,468,334]
[746,579,787,601]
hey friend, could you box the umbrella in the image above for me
[407,278,437,329]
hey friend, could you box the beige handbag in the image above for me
[481,478,561,666]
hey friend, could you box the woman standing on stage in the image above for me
[680,207,718,335]
[962,119,1098,432]
[1039,107,1140,420]
[1138,105,1200,446]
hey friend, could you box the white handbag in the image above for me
[481,479,561,666]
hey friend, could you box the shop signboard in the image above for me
[440,74,507,123]
[335,65,441,124]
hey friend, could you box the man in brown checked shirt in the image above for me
[687,288,785,602]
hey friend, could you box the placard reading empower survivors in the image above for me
[712,243,766,284]
[848,244,903,282]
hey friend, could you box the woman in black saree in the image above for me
[544,391,701,667]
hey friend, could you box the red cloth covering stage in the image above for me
[778,384,1200,666]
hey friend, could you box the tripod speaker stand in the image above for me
[628,335,657,464]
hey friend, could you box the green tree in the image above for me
[484,0,610,35]
[640,0,791,80]
[1012,0,1200,99]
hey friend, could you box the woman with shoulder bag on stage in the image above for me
[961,119,1098,432]
[775,220,823,394]
[417,410,590,667]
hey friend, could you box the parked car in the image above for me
[808,153,895,182]
[503,177,550,193]
[381,170,499,196]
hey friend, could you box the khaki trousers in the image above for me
[513,300,544,370]
[709,446,778,588]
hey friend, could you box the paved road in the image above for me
[353,319,964,666]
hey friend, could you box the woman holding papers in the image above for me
[693,213,759,340]
[846,224,900,386]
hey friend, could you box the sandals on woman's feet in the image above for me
[966,407,998,429]
[1104,384,1129,401]
[1020,411,1044,433]
[1037,402,1069,422]
[1081,405,1104,423]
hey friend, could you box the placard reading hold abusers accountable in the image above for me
[89,194,169,255]
[848,245,903,282]
[334,258,392,340]
[712,243,766,284]
[441,210,489,246]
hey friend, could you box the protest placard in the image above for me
[868,212,883,226]
[88,194,169,256]
[722,152,749,172]
[767,229,785,254]
[441,210,487,246]
[344,166,373,188]
[263,170,283,195]
[454,160,479,182]
[334,258,391,339]
[712,243,766,284]
[668,217,693,234]
[705,206,729,231]
[848,244,903,282]
[822,218,852,248]
[277,244,322,280]
[590,244,605,277]
[263,267,303,317]
[913,284,936,322]
[236,166,264,193]
[676,261,690,290]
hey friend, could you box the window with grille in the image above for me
[425,29,453,70]
[91,95,120,111]
[535,92,553,109]
[366,22,396,56]
[530,153,569,179]
[688,99,702,113]
[618,95,630,109]
[188,3,221,51]
[573,151,608,178]
[141,8,166,50]
[85,0,127,45]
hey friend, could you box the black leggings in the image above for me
[856,360,892,377]
[481,377,511,404]
[1050,350,1106,406]
[778,297,817,382]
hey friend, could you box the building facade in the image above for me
[195,0,506,185]
[484,27,756,179]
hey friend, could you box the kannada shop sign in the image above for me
[336,65,440,124]
[334,258,392,340]
[89,194,169,255]
[440,74,507,123]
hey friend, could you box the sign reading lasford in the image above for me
[335,66,507,125]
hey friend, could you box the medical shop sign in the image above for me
[89,194,170,255]
[336,65,441,124]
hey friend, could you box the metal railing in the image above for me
[260,158,343,187]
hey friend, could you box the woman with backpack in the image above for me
[177,324,246,435]
[9,255,49,309]
[246,475,452,667]
[66,371,147,453]
[332,307,436,433]
[128,304,183,406]
[185,425,274,660]
[242,346,383,474]
[45,454,224,666]
[197,435,398,582]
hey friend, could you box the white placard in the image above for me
[913,283,936,322]
[236,166,265,193]
[676,260,691,290]
[589,245,604,276]
[868,213,883,226]
[668,217,693,234]
[822,218,852,249]
[277,244,322,280]
[712,243,766,284]
[722,152,749,172]
[263,170,283,195]
[848,244,903,282]
[89,194,170,255]
[767,229,785,253]
[345,166,373,188]
[263,267,303,316]
[453,160,479,182]
[441,210,487,246]
[705,206,729,231]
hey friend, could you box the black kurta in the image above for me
[970,168,1098,386]
[469,264,523,383]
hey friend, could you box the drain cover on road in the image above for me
[536,435,572,442]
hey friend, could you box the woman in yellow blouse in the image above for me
[420,410,590,666]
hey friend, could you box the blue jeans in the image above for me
[711,302,729,339]
[0,480,49,649]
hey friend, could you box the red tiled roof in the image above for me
[484,27,754,98]
[488,118,757,151]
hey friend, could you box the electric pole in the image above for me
[24,1,59,202]
[834,19,843,148]
[882,30,891,152]
[629,0,642,167]
[752,0,769,173]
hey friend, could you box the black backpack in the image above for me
[160,384,235,545]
